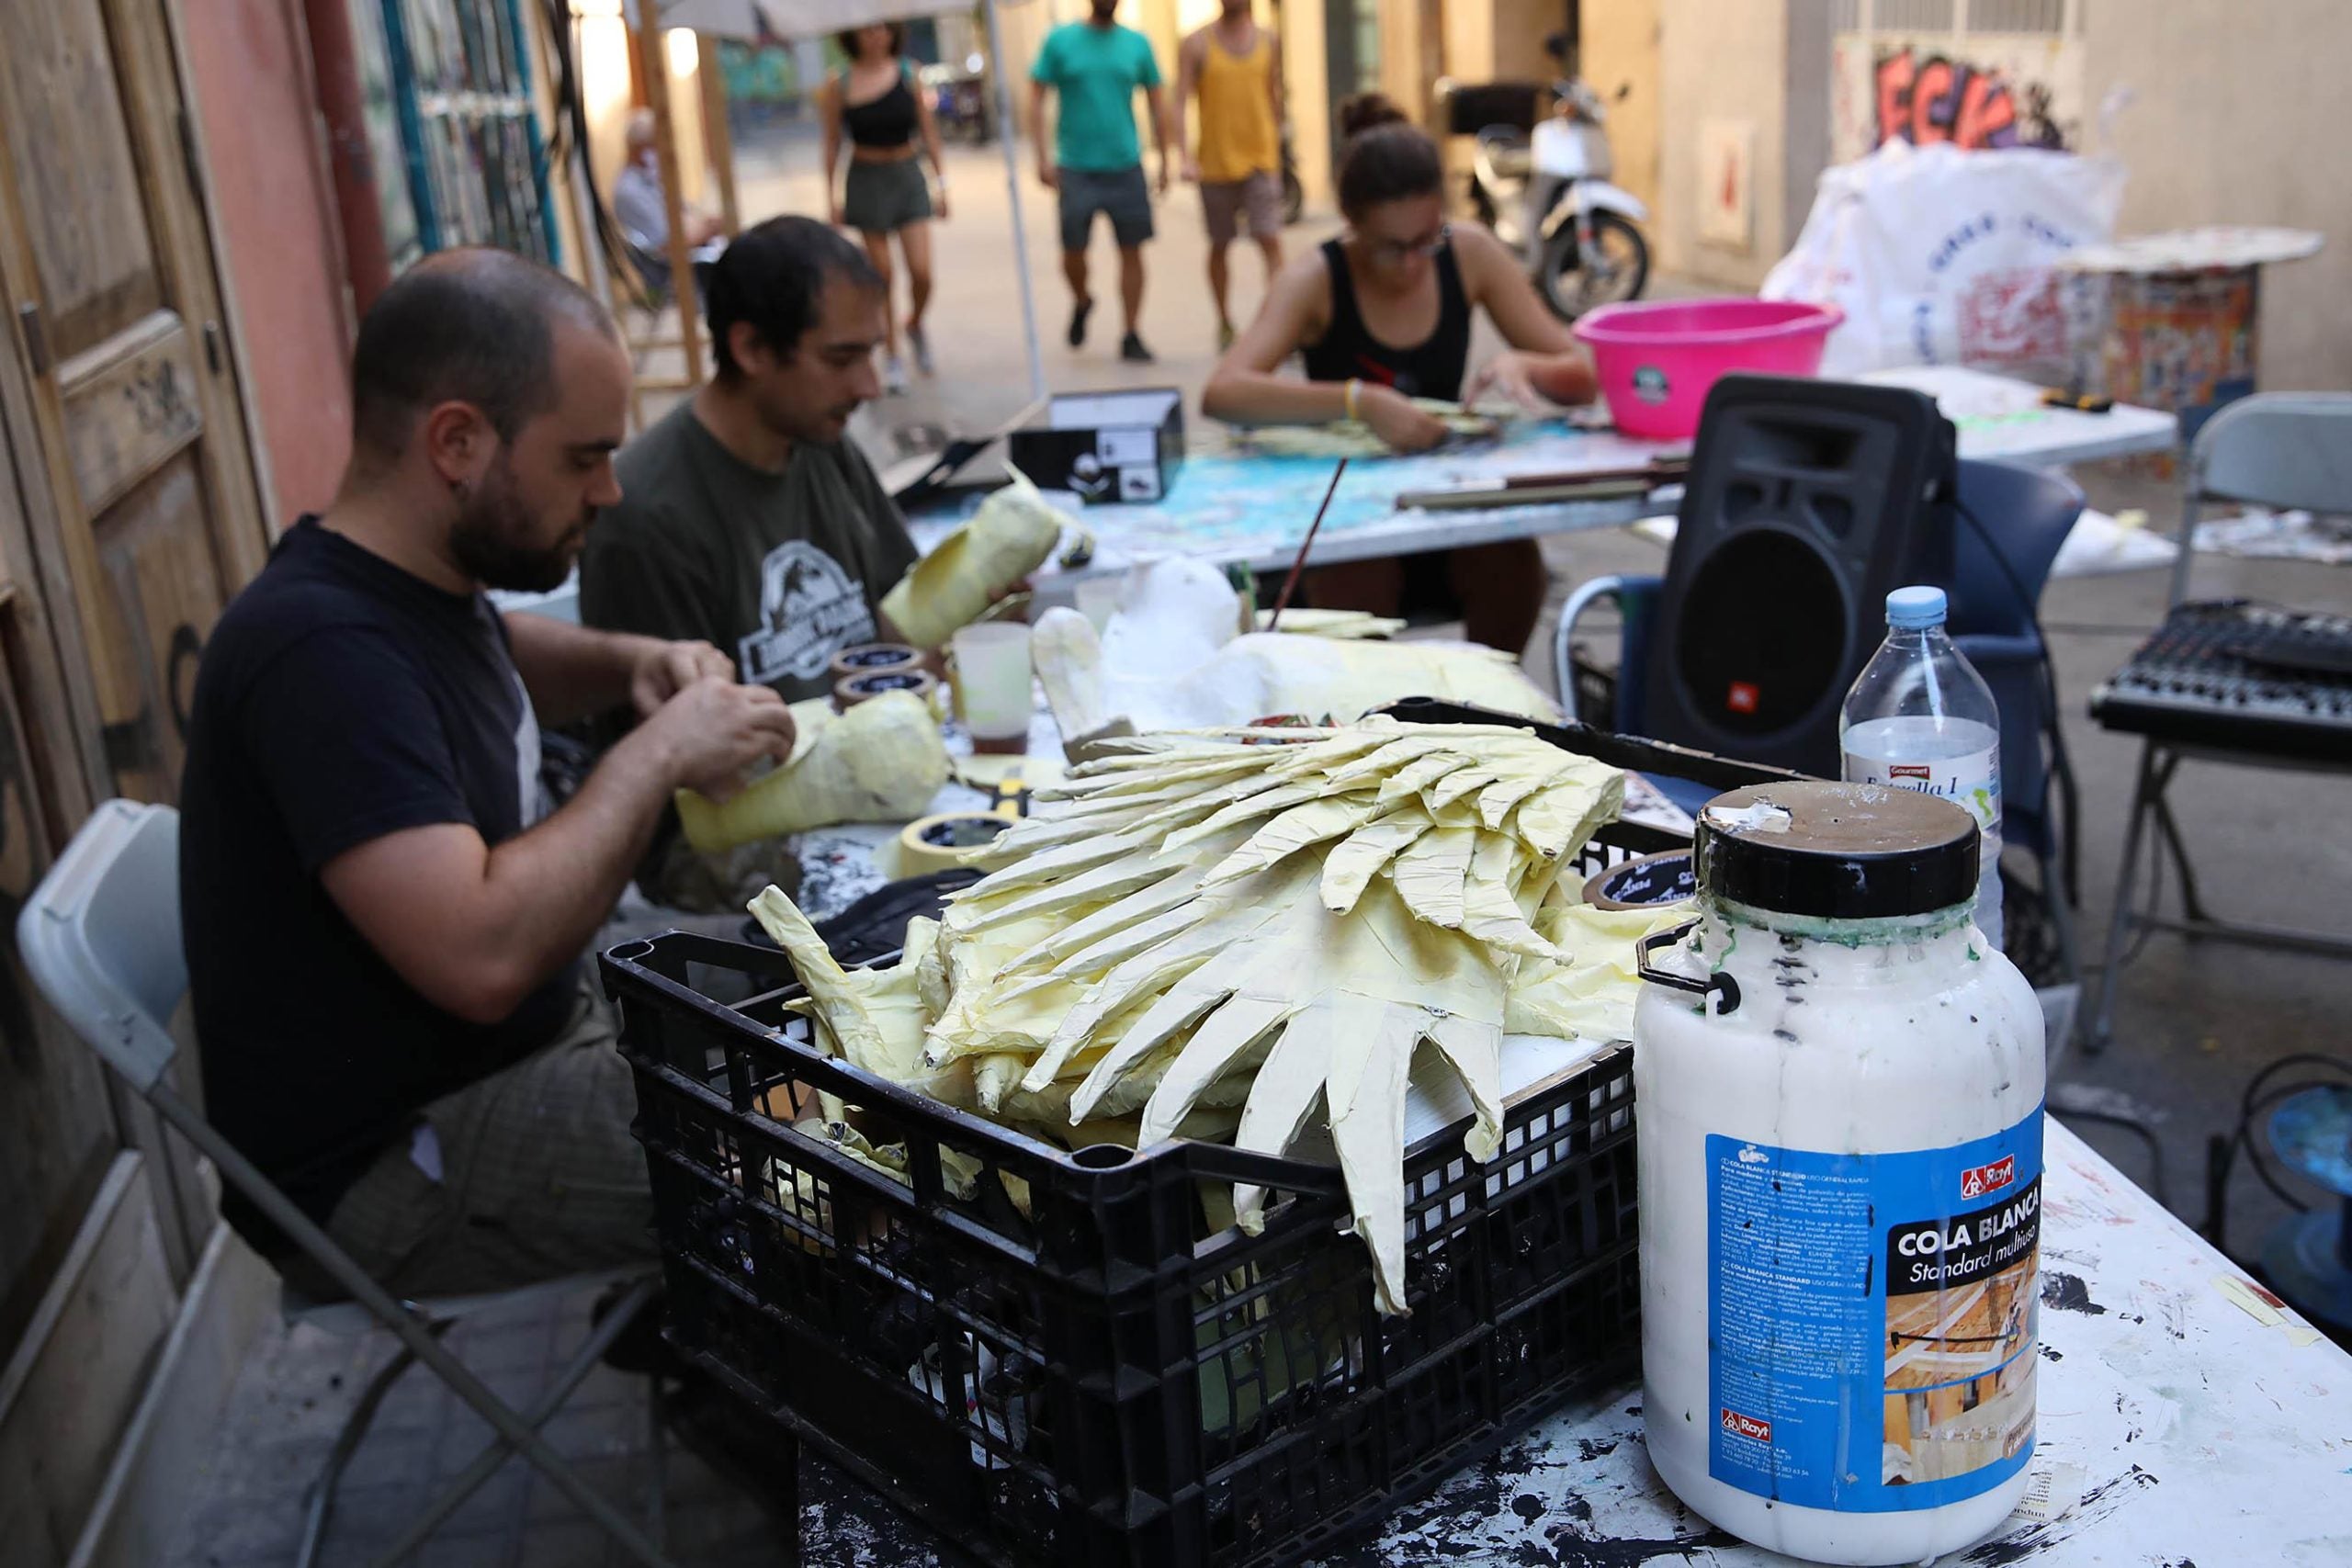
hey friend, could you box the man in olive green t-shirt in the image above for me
[581,217,918,907]
[1031,0,1174,364]
[582,217,918,706]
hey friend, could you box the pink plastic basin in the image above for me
[1572,299,1844,441]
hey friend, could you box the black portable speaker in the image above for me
[1639,375,1958,777]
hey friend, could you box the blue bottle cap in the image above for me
[1885,585,1948,629]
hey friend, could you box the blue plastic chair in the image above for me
[1551,458,2085,958]
[1945,459,2088,913]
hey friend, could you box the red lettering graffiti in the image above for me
[1871,48,2063,152]
[1874,51,1915,149]
[1956,70,2018,149]
[1910,57,1958,145]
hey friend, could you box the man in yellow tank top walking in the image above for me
[1179,0,1285,349]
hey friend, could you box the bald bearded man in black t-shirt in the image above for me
[179,251,796,1296]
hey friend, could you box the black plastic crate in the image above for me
[602,710,1792,1566]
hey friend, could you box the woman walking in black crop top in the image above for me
[821,23,949,393]
[1202,95,1598,654]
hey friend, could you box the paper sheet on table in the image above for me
[2192,508,2352,567]
[1619,773,1696,834]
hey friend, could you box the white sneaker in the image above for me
[883,355,909,395]
[909,323,935,377]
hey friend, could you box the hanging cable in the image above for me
[540,0,662,310]
[2200,1053,2352,1249]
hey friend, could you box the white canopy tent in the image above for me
[625,0,1047,400]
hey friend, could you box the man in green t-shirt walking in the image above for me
[1030,0,1175,363]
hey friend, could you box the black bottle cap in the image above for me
[1692,781,1979,920]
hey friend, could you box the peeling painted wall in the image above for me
[180,0,355,525]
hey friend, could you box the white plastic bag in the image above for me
[1762,141,2125,379]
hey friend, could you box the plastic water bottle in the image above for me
[1840,586,2004,952]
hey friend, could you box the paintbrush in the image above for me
[1266,458,1350,632]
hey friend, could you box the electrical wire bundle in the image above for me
[537,0,662,311]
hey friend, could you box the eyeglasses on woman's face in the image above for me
[1364,220,1449,267]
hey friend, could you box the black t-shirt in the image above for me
[1300,236,1473,402]
[179,518,576,1229]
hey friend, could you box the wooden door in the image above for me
[0,0,270,808]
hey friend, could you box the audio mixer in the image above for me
[2090,600,2352,762]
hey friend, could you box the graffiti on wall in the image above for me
[1873,49,2064,152]
[1830,34,2084,165]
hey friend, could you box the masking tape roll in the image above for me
[892,812,1012,878]
[1581,849,1696,910]
[836,667,937,712]
[831,641,922,683]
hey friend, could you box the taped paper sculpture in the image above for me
[676,689,950,853]
[879,468,1065,649]
[750,719,1672,1314]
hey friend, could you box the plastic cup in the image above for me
[1074,577,1121,633]
[953,622,1034,754]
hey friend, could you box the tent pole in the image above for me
[698,35,743,237]
[984,0,1047,401]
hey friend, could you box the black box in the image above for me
[1006,387,1184,504]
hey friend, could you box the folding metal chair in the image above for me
[16,800,676,1567]
[2086,392,2352,1050]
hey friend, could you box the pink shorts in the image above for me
[1200,171,1283,244]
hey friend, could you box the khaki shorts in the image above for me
[309,979,657,1300]
[1201,171,1283,244]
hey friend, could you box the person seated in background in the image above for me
[579,216,920,907]
[180,250,796,1298]
[1201,93,1598,655]
[613,107,725,288]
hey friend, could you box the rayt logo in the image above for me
[1959,1155,2016,1200]
[1720,1408,1772,1442]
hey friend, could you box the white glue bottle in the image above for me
[1632,781,2044,1565]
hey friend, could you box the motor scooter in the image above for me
[1449,73,1649,321]
[923,60,994,145]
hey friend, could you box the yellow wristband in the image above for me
[1344,378,1362,421]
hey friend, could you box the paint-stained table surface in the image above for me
[778,1117,2350,1566]
[485,368,2177,628]
[1309,1117,2352,1566]
[902,367,2179,589]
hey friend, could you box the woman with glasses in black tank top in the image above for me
[821,23,949,394]
[1203,95,1597,654]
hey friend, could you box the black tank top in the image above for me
[842,67,918,150]
[1300,237,1472,403]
